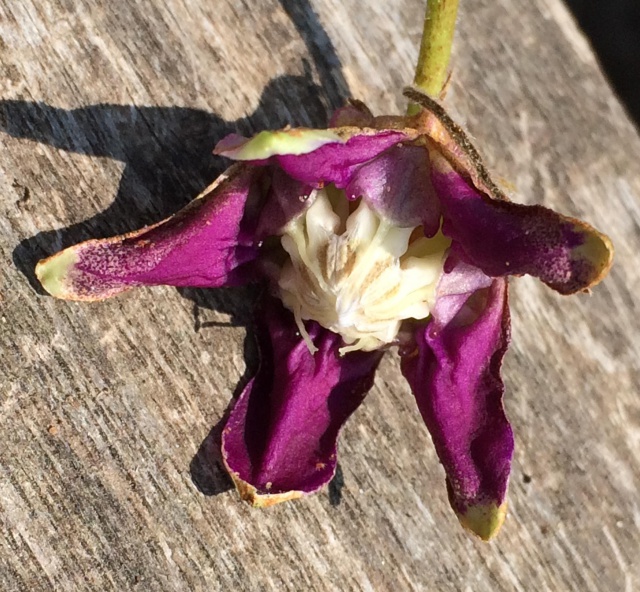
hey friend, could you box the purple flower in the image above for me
[35,89,613,539]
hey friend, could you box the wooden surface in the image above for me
[1,0,639,590]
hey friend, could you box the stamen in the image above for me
[278,186,450,354]
[292,306,318,355]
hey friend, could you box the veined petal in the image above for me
[36,164,264,301]
[217,127,415,189]
[432,163,613,294]
[221,296,382,506]
[345,143,441,233]
[400,270,513,540]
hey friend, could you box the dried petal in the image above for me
[403,87,613,294]
[432,163,613,294]
[216,127,415,188]
[36,165,264,300]
[400,268,513,540]
[329,100,374,127]
[222,296,382,505]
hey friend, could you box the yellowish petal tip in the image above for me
[573,226,614,288]
[456,502,508,541]
[222,455,304,508]
[230,475,303,508]
[220,129,343,160]
[35,249,78,299]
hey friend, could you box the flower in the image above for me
[35,88,613,539]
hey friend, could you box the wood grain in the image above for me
[1,0,639,590]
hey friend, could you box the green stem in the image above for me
[408,0,460,114]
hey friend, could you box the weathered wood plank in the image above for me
[1,0,639,590]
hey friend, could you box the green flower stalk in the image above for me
[408,0,460,113]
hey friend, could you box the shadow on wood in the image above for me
[2,0,352,507]
[6,0,350,305]
[190,317,260,496]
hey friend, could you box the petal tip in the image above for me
[221,438,305,508]
[226,470,304,508]
[35,249,78,299]
[572,226,614,291]
[215,129,343,160]
[455,501,508,541]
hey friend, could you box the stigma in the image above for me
[278,186,450,354]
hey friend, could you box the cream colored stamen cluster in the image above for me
[278,187,450,354]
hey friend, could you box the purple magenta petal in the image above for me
[255,167,315,238]
[222,296,382,506]
[432,254,494,327]
[217,128,413,189]
[36,164,266,301]
[400,271,513,539]
[346,144,441,233]
[276,131,409,188]
[329,101,374,127]
[431,159,612,295]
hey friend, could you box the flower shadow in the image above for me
[7,67,334,312]
[189,326,259,497]
[7,0,349,319]
[4,0,351,499]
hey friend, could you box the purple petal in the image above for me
[329,101,374,127]
[255,167,315,238]
[214,129,344,160]
[400,273,513,540]
[276,130,409,188]
[222,296,382,506]
[346,144,441,233]
[36,164,265,300]
[433,165,613,294]
[217,128,413,189]
[432,255,494,327]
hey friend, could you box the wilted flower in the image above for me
[36,88,613,539]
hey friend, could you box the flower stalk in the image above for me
[408,0,460,114]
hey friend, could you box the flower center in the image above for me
[278,187,450,354]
